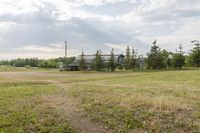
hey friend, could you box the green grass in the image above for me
[0,81,74,133]
[0,69,200,133]
[0,65,58,72]
[0,65,26,72]
[68,70,200,132]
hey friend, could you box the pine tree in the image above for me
[93,50,104,71]
[188,40,200,67]
[161,50,171,69]
[172,53,185,69]
[172,45,185,68]
[130,48,137,70]
[146,40,164,69]
[79,51,87,70]
[125,46,131,70]
[108,49,116,71]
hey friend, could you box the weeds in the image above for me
[0,81,74,133]
[69,70,200,132]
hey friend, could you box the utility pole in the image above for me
[65,41,67,58]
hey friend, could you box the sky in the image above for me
[0,0,200,59]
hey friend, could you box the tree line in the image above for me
[79,40,200,71]
[0,57,75,68]
[0,40,199,71]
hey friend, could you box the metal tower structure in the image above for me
[64,41,67,58]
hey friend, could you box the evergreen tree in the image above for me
[93,50,104,71]
[172,53,185,69]
[146,40,164,69]
[79,51,87,70]
[161,50,171,69]
[108,49,116,71]
[188,40,200,67]
[172,45,185,69]
[125,46,131,70]
[130,48,137,70]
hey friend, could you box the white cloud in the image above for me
[105,43,126,52]
[0,22,17,31]
[0,0,200,59]
[0,0,40,15]
[0,44,81,59]
[20,45,56,52]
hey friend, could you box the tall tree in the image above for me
[93,50,104,71]
[146,40,164,69]
[161,50,171,69]
[108,49,116,71]
[130,48,137,70]
[172,53,185,69]
[79,51,87,70]
[125,46,131,70]
[172,45,185,69]
[188,40,200,67]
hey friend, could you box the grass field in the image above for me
[0,67,200,133]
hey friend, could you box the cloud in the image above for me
[0,0,200,59]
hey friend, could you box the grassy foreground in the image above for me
[0,68,200,133]
[68,70,200,132]
[0,81,74,133]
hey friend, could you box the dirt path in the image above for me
[48,80,112,133]
[0,71,112,133]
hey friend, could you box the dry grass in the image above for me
[0,69,200,133]
[68,70,200,132]
[0,80,74,133]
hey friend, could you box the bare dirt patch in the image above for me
[49,80,112,133]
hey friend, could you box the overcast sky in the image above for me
[0,0,199,59]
